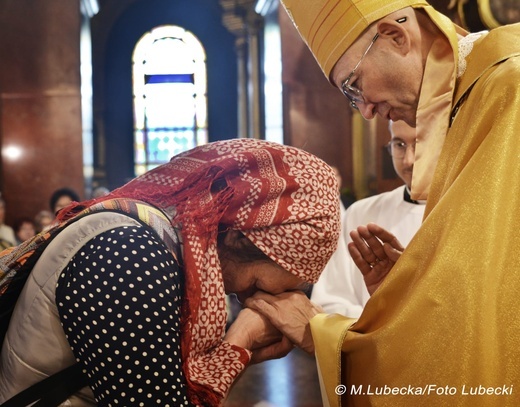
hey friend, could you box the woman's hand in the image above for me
[244,291,322,354]
[224,308,293,363]
[347,222,404,295]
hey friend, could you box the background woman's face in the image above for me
[54,196,74,213]
[17,221,35,241]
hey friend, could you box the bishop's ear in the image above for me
[376,17,411,54]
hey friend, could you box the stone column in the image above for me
[0,0,85,223]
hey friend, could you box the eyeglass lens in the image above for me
[386,141,415,158]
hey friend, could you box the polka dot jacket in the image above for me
[56,225,193,406]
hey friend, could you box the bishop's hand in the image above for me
[347,222,404,295]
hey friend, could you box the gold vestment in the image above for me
[312,23,520,407]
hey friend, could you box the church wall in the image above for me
[0,0,84,224]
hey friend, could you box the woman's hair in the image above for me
[49,187,80,212]
[216,229,271,264]
[13,217,35,233]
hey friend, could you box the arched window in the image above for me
[132,25,207,175]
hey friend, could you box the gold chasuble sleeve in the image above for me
[311,25,520,407]
[310,314,357,407]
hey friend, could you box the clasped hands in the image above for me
[224,290,322,364]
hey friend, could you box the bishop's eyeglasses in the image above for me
[341,17,408,110]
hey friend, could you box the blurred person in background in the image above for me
[49,187,80,216]
[90,186,110,199]
[13,217,36,245]
[0,197,16,247]
[312,120,425,317]
[34,210,54,233]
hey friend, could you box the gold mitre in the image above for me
[280,0,430,79]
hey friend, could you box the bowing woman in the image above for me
[0,138,340,407]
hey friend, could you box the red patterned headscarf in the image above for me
[58,138,340,404]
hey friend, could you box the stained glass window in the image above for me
[133,25,207,175]
[263,9,283,145]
